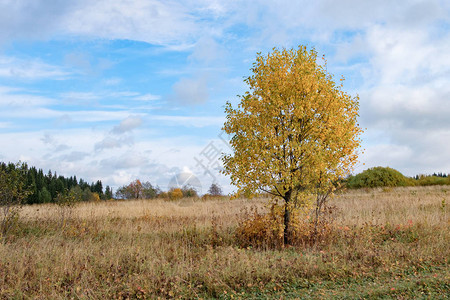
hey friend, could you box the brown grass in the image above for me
[335,185,449,226]
[0,186,448,299]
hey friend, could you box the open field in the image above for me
[1,186,449,299]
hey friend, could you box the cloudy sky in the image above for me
[1,0,449,194]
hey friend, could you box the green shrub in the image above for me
[415,175,449,186]
[0,162,31,240]
[347,166,413,189]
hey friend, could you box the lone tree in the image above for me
[222,46,363,245]
[208,183,223,196]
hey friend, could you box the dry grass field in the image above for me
[1,186,449,299]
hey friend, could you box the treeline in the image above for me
[346,166,450,189]
[0,162,113,204]
[115,180,222,200]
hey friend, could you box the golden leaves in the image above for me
[222,46,363,199]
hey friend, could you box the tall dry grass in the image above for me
[335,185,449,226]
[0,186,448,298]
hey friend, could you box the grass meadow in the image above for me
[0,186,449,299]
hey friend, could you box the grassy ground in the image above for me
[0,186,449,299]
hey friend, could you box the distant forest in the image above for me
[0,161,112,204]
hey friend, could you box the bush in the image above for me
[235,206,284,249]
[181,185,198,198]
[347,167,413,189]
[56,188,82,228]
[168,188,183,200]
[415,175,450,186]
[158,191,168,199]
[235,204,335,249]
[0,162,30,240]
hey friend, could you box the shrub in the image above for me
[181,185,198,198]
[235,204,335,249]
[158,191,168,199]
[0,162,30,240]
[415,175,450,186]
[56,188,82,228]
[347,166,413,189]
[168,188,183,200]
[235,206,284,249]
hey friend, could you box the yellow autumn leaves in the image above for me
[222,45,363,202]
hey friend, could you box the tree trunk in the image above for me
[313,198,320,240]
[283,189,292,245]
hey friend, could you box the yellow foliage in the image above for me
[222,45,363,200]
[168,188,183,200]
[92,192,100,202]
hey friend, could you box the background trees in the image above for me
[222,46,363,244]
[115,180,161,200]
[0,161,105,204]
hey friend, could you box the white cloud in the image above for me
[95,136,134,151]
[0,122,11,129]
[102,77,122,86]
[1,107,144,122]
[133,93,161,101]
[61,92,100,101]
[0,0,75,43]
[188,37,225,64]
[62,0,200,47]
[100,153,148,170]
[0,0,205,47]
[350,20,450,174]
[169,76,209,105]
[151,115,224,127]
[111,116,143,134]
[0,88,56,107]
[58,151,90,162]
[0,56,70,80]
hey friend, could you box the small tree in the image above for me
[142,181,160,199]
[129,179,143,199]
[56,188,81,229]
[168,188,183,200]
[115,180,143,199]
[181,185,198,198]
[0,162,31,240]
[222,46,363,244]
[82,187,94,202]
[104,185,113,200]
[38,187,52,203]
[208,183,223,196]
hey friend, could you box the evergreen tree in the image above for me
[93,180,103,195]
[38,187,52,203]
[104,185,113,200]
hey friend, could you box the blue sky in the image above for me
[1,0,449,194]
